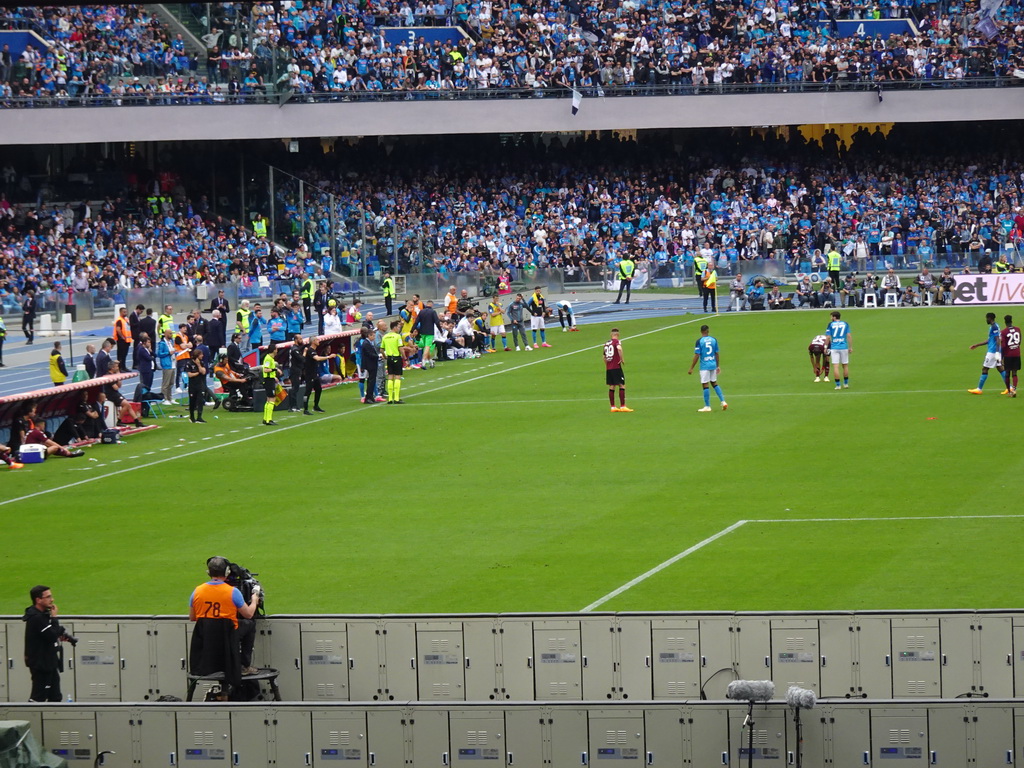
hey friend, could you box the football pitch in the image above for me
[2,304,1022,618]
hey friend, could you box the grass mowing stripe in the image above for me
[0,315,709,510]
[581,520,750,612]
[583,514,1024,610]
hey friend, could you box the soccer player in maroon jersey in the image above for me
[1000,315,1021,397]
[603,328,632,412]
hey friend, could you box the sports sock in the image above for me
[540,329,547,343]
[394,379,401,400]
[843,377,849,386]
[263,401,274,421]
[358,381,365,397]
[490,337,495,349]
[532,330,537,344]
[835,379,841,386]
[979,373,988,389]
[1014,374,1019,389]
[703,388,711,407]
[502,337,508,349]
[386,380,394,401]
[713,384,724,402]
[618,389,626,407]
[609,390,615,406]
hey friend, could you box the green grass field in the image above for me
[3,305,1022,617]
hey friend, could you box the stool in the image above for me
[922,290,933,306]
[883,292,899,308]
[186,667,281,701]
[863,293,877,308]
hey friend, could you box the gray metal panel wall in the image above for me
[8,700,1024,767]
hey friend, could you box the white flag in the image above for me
[571,89,582,115]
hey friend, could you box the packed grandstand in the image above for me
[2,0,1023,104]
[2,122,1024,318]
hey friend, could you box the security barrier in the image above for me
[2,610,1021,704]
[0,698,1020,768]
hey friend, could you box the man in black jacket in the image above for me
[23,585,73,702]
[209,289,230,316]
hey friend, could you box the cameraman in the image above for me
[23,585,75,702]
[189,557,260,676]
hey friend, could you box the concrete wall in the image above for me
[2,87,1022,144]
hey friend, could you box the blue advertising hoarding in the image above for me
[812,18,919,38]
[378,26,468,48]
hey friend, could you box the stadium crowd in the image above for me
[3,126,1024,307]
[270,128,1024,280]
[3,0,1024,103]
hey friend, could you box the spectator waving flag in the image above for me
[571,89,582,116]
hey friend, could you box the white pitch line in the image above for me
[0,316,707,509]
[752,514,1024,523]
[583,514,1024,610]
[581,520,750,612]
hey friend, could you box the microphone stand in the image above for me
[744,700,755,768]
[793,708,803,768]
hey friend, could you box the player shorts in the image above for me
[530,316,545,330]
[984,352,1003,369]
[606,368,625,386]
[830,349,850,364]
[1004,356,1022,372]
[420,334,434,349]
[489,325,506,335]
[808,344,825,355]
[385,356,403,376]
[699,369,717,384]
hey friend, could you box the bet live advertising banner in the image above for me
[812,18,918,39]
[953,274,1024,304]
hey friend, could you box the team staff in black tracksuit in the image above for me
[288,335,306,412]
[302,336,338,414]
[23,585,74,702]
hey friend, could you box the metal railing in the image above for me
[1,75,1020,109]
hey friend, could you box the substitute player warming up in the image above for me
[688,324,727,412]
[826,311,852,389]
[968,312,1007,394]
[604,328,631,412]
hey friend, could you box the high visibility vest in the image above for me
[618,258,635,280]
[114,316,132,343]
[191,581,239,629]
[158,313,174,336]
[50,351,67,384]
[174,332,191,361]
[301,279,314,300]
[827,251,842,271]
[993,260,1010,273]
[382,277,396,298]
[693,255,708,277]
[252,218,267,238]
[236,308,251,332]
[704,269,718,289]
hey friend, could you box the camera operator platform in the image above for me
[187,556,277,701]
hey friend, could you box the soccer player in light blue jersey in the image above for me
[968,311,1007,394]
[826,311,852,389]
[687,324,727,412]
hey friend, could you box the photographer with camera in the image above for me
[189,557,261,684]
[22,585,76,702]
